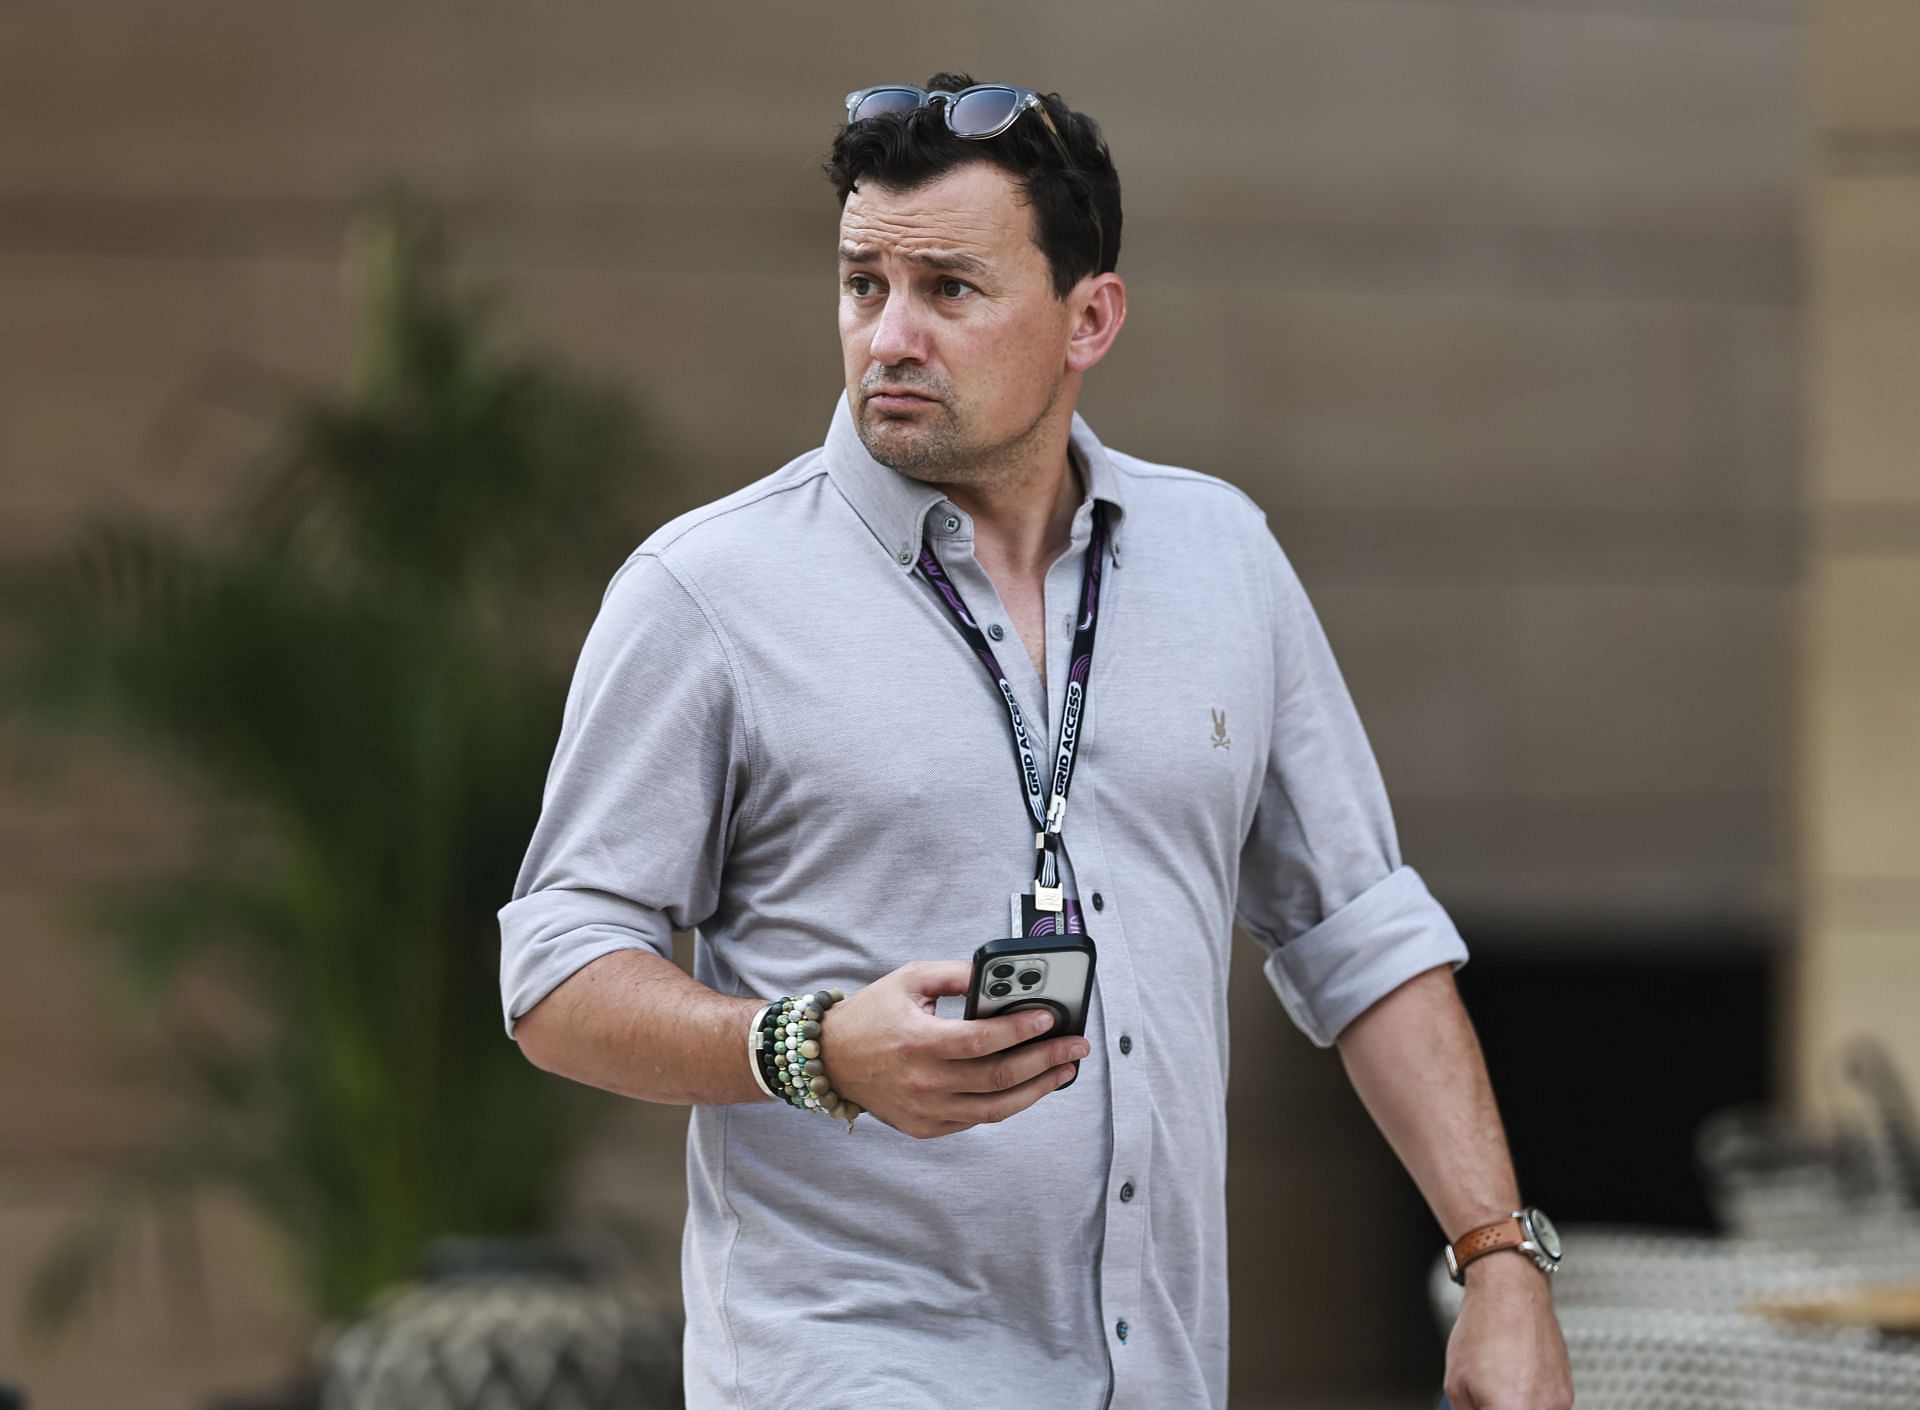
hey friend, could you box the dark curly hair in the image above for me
[823,72,1122,299]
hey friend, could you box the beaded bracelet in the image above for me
[748,988,865,1133]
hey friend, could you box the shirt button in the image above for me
[897,548,913,564]
[987,623,1005,641]
[1115,1319,1129,1343]
[1092,892,1105,911]
[1118,1034,1132,1055]
[1119,1181,1135,1202]
[942,514,960,533]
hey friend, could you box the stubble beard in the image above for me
[856,397,969,479]
[855,374,1064,494]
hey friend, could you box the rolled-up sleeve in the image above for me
[497,551,748,1039]
[1233,524,1468,1048]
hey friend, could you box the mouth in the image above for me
[865,388,940,413]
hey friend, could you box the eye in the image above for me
[938,277,976,300]
[845,273,879,297]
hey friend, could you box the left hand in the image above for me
[1443,1251,1574,1410]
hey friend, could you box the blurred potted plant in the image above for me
[0,193,679,1402]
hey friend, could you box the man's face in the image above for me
[838,162,1076,481]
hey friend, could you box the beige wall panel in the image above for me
[1811,176,1920,504]
[1464,5,1805,233]
[1035,0,1800,233]
[0,4,506,199]
[1805,552,1920,880]
[1305,579,1523,804]
[1396,790,1789,929]
[230,254,356,382]
[1509,578,1792,798]
[1815,174,1920,312]
[0,891,175,1156]
[1728,305,1807,517]
[1811,0,1920,133]
[1797,921,1920,1118]
[0,369,226,553]
[491,263,843,501]
[1258,506,1794,588]
[1816,308,1920,507]
[0,253,236,375]
[0,253,252,549]
[1105,288,1789,516]
[488,4,1050,207]
[0,738,224,1155]
[0,1183,307,1410]
[1029,0,1475,228]
[0,2,1806,231]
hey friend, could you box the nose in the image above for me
[867,285,930,368]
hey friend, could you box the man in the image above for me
[500,73,1574,1410]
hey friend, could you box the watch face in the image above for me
[1526,1206,1562,1260]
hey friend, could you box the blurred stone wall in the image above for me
[0,3,1807,1406]
[1795,1,1920,1116]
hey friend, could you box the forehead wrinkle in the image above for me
[839,188,1018,266]
[838,243,992,278]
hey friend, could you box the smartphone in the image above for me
[964,935,1097,1088]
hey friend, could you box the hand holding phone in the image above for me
[816,960,1091,1138]
[964,935,1096,1087]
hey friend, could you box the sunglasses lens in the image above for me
[949,87,1021,137]
[851,88,923,122]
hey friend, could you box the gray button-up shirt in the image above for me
[499,393,1470,1409]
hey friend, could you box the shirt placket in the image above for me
[1053,588,1151,1409]
[936,512,1147,1406]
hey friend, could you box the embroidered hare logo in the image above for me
[1211,707,1230,750]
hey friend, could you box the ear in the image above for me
[1064,272,1127,375]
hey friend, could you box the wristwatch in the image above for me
[1443,1206,1562,1285]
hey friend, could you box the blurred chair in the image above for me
[1697,1037,1920,1246]
[1552,1308,1919,1410]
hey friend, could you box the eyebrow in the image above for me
[837,244,991,278]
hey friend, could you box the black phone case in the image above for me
[964,935,1097,1088]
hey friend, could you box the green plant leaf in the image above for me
[5,189,662,1338]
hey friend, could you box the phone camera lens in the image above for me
[988,981,1012,998]
[1018,970,1042,987]
[990,963,1014,980]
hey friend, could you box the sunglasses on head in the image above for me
[842,83,1107,271]
[843,83,1069,149]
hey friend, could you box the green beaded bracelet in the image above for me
[750,988,863,1133]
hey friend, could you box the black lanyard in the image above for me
[914,501,1110,912]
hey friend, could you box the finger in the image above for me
[942,1062,1077,1126]
[897,960,974,1001]
[950,1035,1092,1093]
[926,1005,1061,1060]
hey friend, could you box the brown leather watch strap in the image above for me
[1450,1215,1527,1273]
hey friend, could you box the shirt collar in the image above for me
[822,391,1129,571]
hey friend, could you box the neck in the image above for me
[937,429,1086,580]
